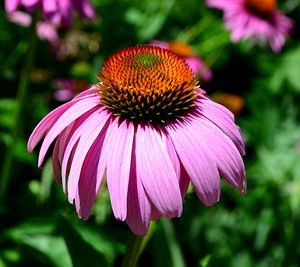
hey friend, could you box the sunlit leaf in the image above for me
[4,219,72,267]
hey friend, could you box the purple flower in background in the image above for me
[53,78,89,101]
[28,46,246,235]
[150,40,213,82]
[4,0,96,47]
[206,0,293,52]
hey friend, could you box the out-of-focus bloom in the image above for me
[4,0,96,47]
[211,93,245,115]
[28,46,246,235]
[206,0,293,52]
[55,30,101,60]
[53,78,89,101]
[36,21,60,47]
[150,40,213,82]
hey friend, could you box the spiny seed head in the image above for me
[96,46,199,123]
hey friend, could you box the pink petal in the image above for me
[57,0,72,26]
[165,135,190,197]
[135,124,183,217]
[42,0,57,15]
[52,122,75,183]
[28,95,92,153]
[193,116,246,194]
[106,119,134,220]
[197,95,245,155]
[126,146,151,236]
[4,0,20,13]
[74,122,110,219]
[66,109,109,203]
[52,135,62,183]
[7,11,32,26]
[38,96,99,167]
[36,21,60,48]
[61,117,95,195]
[167,119,221,206]
[73,0,96,20]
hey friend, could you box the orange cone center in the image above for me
[97,46,198,123]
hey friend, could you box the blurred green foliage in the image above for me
[1,0,300,266]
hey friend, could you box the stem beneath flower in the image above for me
[121,222,155,267]
[0,20,37,202]
[121,233,145,267]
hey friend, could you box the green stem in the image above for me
[121,233,145,267]
[121,222,156,267]
[0,20,37,202]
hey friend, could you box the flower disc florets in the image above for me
[97,46,199,123]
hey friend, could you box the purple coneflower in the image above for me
[28,46,246,235]
[4,0,96,47]
[150,40,213,82]
[206,0,293,52]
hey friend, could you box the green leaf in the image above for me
[269,46,300,93]
[4,218,72,267]
[60,216,125,267]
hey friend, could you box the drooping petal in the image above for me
[67,109,109,203]
[197,96,245,155]
[52,121,75,184]
[57,0,72,26]
[7,11,32,26]
[167,118,221,206]
[38,96,99,167]
[135,124,182,218]
[105,119,134,221]
[165,134,190,197]
[52,135,62,184]
[42,0,57,18]
[36,21,60,48]
[74,122,110,220]
[126,143,151,236]
[4,0,20,13]
[72,0,96,20]
[27,94,94,153]
[61,109,98,193]
[193,116,246,193]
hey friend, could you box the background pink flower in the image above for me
[206,0,293,52]
[28,46,246,235]
[4,0,96,47]
[53,78,89,101]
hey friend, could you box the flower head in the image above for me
[28,46,246,235]
[207,0,293,52]
[150,41,213,82]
